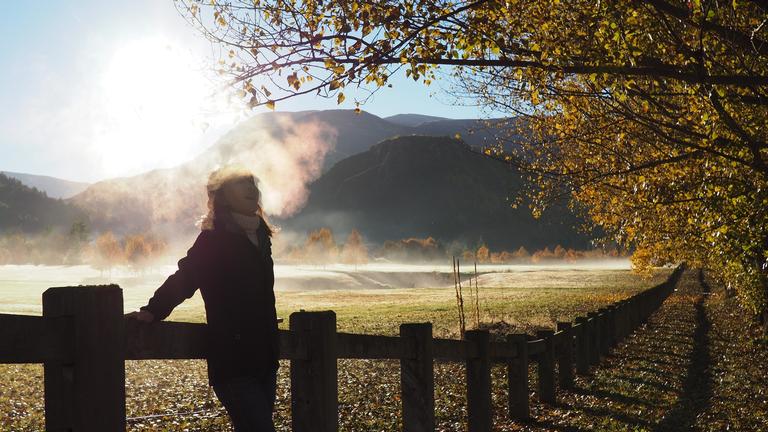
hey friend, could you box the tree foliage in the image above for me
[177,0,768,321]
[341,229,369,267]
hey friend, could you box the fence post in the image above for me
[629,297,640,331]
[573,317,589,375]
[465,330,491,432]
[400,323,434,432]
[615,301,627,341]
[290,311,338,432]
[586,312,600,365]
[506,334,529,420]
[597,309,609,356]
[556,323,574,389]
[536,330,556,404]
[640,292,650,322]
[42,285,125,432]
[606,306,617,349]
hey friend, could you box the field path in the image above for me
[511,269,768,432]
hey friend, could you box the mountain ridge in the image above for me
[1,171,91,199]
[0,172,89,233]
[281,135,591,250]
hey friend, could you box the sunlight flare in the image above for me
[94,36,240,176]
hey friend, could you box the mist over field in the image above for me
[0,260,635,317]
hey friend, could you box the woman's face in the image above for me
[221,176,261,215]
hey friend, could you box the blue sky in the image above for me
[0,1,493,183]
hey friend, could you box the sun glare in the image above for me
[95,36,240,177]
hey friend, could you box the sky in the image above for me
[0,1,494,183]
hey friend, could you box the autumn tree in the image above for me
[380,237,444,261]
[476,243,490,263]
[94,231,125,275]
[340,229,369,268]
[178,0,768,327]
[304,227,339,264]
[512,246,530,261]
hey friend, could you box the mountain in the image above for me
[1,171,91,199]
[281,135,591,250]
[68,164,208,235]
[203,110,414,171]
[68,110,515,233]
[67,110,570,250]
[200,110,516,171]
[384,114,449,127]
[0,173,89,233]
[411,118,524,152]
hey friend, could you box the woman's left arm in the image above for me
[139,231,214,321]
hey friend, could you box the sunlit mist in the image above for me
[94,36,243,176]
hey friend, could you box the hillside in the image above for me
[0,173,89,233]
[67,111,588,249]
[200,110,516,171]
[68,110,518,234]
[201,109,414,171]
[281,136,591,250]
[1,171,91,199]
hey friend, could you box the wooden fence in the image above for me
[0,266,683,432]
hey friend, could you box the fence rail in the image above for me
[0,265,684,432]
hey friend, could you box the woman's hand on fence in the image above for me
[125,310,155,323]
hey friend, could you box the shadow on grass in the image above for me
[523,270,716,432]
[653,292,712,431]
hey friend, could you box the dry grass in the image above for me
[0,266,672,431]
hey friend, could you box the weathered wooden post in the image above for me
[629,297,640,331]
[42,285,125,432]
[556,323,574,389]
[586,312,600,365]
[465,330,491,432]
[290,311,338,432]
[597,309,610,356]
[606,306,617,348]
[616,302,627,342]
[641,292,651,321]
[506,334,529,420]
[536,330,556,404]
[400,323,434,432]
[573,317,589,375]
[615,301,627,341]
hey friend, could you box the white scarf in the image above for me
[230,212,261,247]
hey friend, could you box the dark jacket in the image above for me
[140,214,278,386]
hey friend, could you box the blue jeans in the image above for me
[213,370,278,432]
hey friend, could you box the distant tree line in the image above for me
[279,227,624,265]
[0,225,167,271]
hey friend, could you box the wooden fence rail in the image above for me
[0,266,684,432]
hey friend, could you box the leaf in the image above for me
[265,100,275,110]
[337,93,346,104]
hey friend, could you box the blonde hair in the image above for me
[199,165,273,236]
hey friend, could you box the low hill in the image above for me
[281,136,591,251]
[1,171,91,199]
[0,173,89,233]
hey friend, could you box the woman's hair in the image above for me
[199,165,273,236]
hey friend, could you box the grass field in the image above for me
[0,262,672,431]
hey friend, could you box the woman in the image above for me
[126,165,279,432]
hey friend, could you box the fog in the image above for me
[69,114,338,239]
[0,260,632,316]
